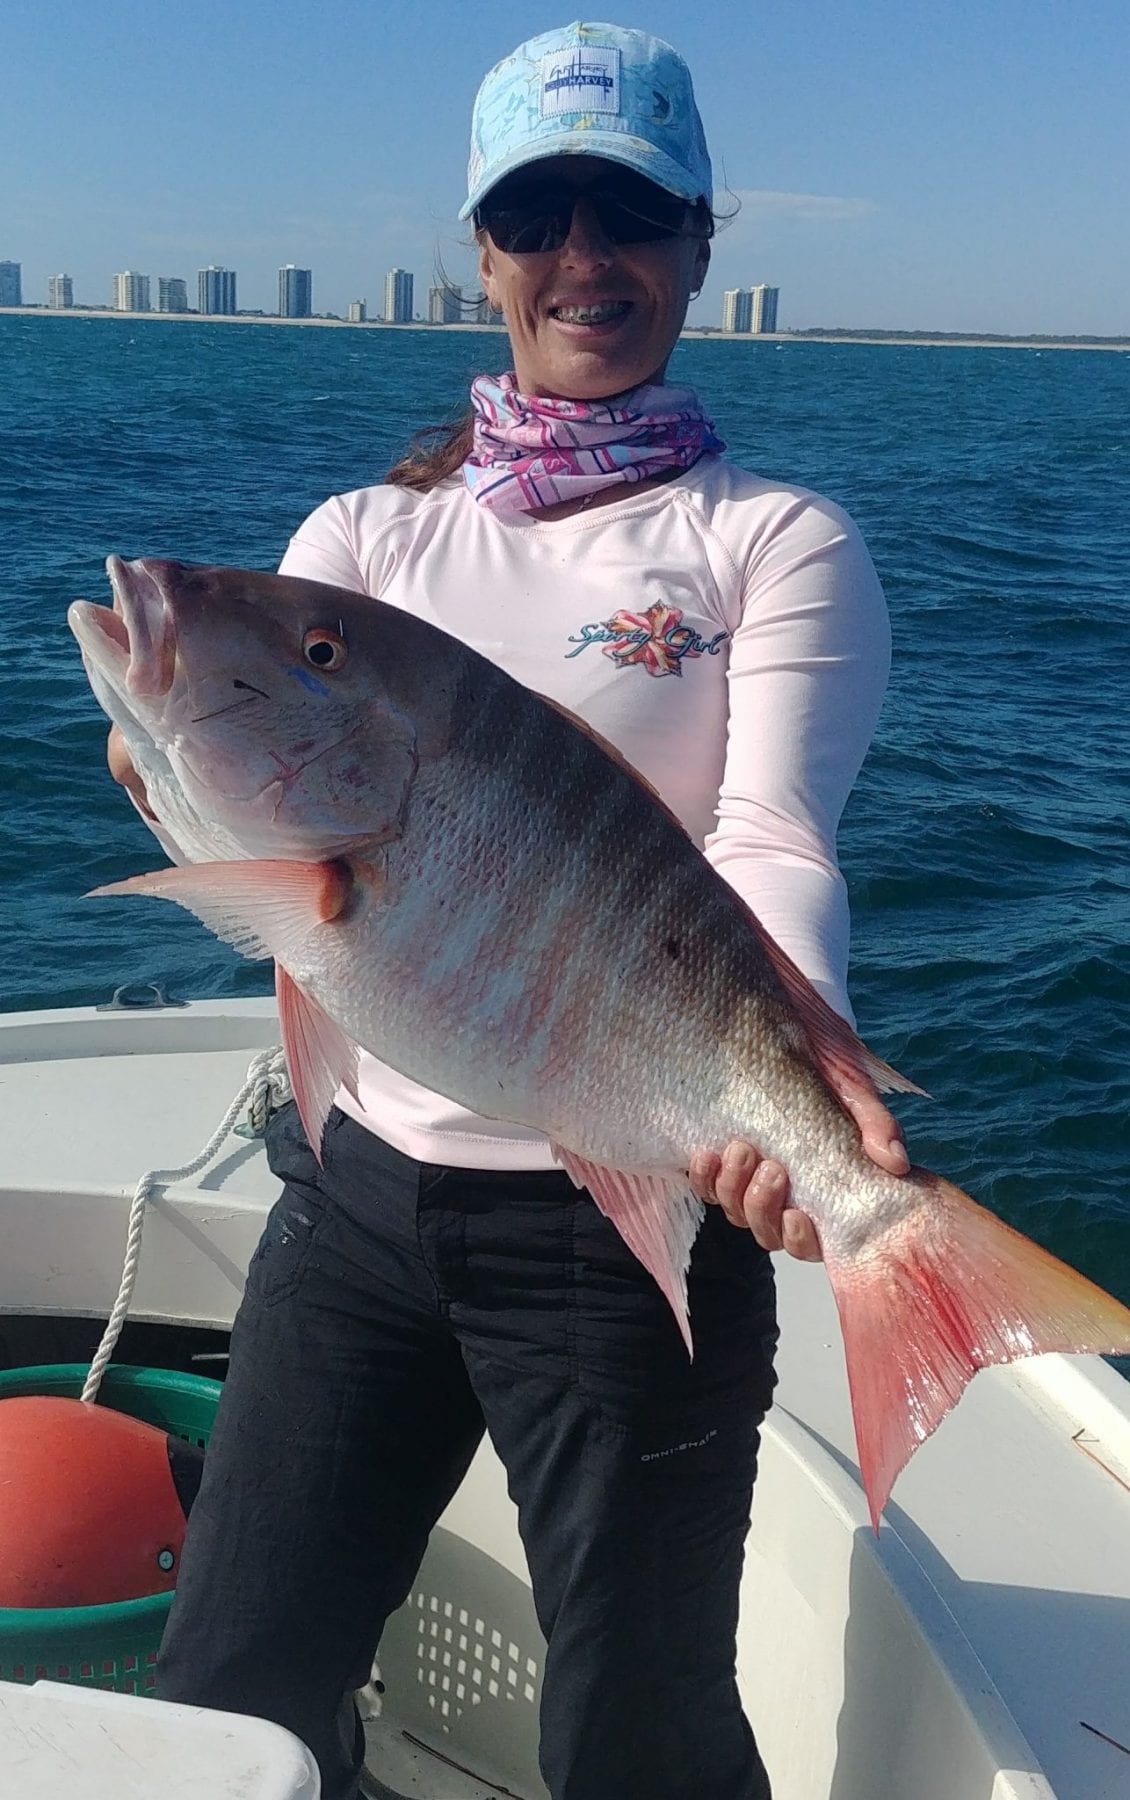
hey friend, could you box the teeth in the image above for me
[552,302,629,324]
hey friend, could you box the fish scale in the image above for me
[69,555,1130,1528]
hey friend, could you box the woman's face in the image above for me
[477,156,710,400]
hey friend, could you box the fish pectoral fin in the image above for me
[87,858,354,964]
[275,963,360,1162]
[829,1172,1130,1532]
[552,1148,703,1357]
[89,861,361,1162]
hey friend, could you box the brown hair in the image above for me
[384,197,716,493]
[385,410,477,492]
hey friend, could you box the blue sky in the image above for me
[5,0,1128,334]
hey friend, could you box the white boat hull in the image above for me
[3,1001,1128,1798]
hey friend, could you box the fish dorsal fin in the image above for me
[275,963,360,1161]
[552,1147,703,1355]
[537,693,691,838]
[736,895,926,1100]
[538,687,911,1104]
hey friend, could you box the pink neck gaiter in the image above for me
[463,371,726,517]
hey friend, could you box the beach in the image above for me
[2,306,1127,351]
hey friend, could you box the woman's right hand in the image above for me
[107,724,156,819]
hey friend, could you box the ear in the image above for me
[477,237,495,303]
[692,239,711,293]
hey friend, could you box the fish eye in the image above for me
[302,627,347,672]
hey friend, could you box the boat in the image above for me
[2,992,1129,1798]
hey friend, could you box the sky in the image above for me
[4,0,1129,336]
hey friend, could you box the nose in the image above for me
[558,197,616,268]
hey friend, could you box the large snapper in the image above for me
[70,557,1130,1526]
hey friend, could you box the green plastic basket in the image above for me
[0,1363,222,1694]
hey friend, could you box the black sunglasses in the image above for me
[476,169,694,255]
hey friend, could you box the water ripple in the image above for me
[2,317,1127,1305]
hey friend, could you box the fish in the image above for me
[69,555,1130,1527]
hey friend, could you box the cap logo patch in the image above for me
[539,46,620,118]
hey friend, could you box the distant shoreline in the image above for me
[1,306,1127,352]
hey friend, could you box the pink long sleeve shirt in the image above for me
[267,457,891,1169]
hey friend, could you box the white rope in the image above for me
[81,1046,291,1406]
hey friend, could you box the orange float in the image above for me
[0,1396,202,1608]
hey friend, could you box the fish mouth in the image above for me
[68,558,179,699]
[107,556,179,697]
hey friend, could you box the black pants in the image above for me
[156,1104,778,1800]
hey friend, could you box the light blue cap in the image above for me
[460,22,712,221]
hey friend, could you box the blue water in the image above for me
[2,313,1128,1306]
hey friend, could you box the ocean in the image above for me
[1,312,1127,1309]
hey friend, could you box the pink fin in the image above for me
[553,1147,703,1356]
[275,964,360,1163]
[828,1172,1130,1530]
[737,898,926,1099]
[88,860,353,963]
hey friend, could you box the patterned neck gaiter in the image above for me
[463,371,726,516]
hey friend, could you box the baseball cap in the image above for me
[460,22,713,221]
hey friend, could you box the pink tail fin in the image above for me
[827,1173,1130,1531]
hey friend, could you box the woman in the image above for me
[119,23,907,1800]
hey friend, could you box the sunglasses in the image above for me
[476,169,694,255]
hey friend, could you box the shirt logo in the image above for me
[539,47,620,117]
[565,602,729,679]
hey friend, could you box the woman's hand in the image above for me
[689,1084,910,1263]
[107,724,156,819]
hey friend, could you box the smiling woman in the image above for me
[107,21,905,1800]
[474,154,712,402]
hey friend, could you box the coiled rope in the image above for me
[80,1046,291,1405]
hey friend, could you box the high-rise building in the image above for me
[721,288,753,333]
[347,300,367,323]
[279,265,313,318]
[429,284,463,324]
[383,268,413,323]
[0,261,24,306]
[473,297,505,325]
[722,286,780,334]
[48,274,74,310]
[157,277,189,313]
[198,266,237,315]
[750,285,779,333]
[114,271,151,312]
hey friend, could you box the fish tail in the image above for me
[826,1173,1130,1531]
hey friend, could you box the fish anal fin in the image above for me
[828,1172,1130,1531]
[552,1147,703,1356]
[275,964,360,1163]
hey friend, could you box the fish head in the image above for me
[70,558,450,859]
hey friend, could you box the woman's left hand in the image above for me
[689,1085,910,1263]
